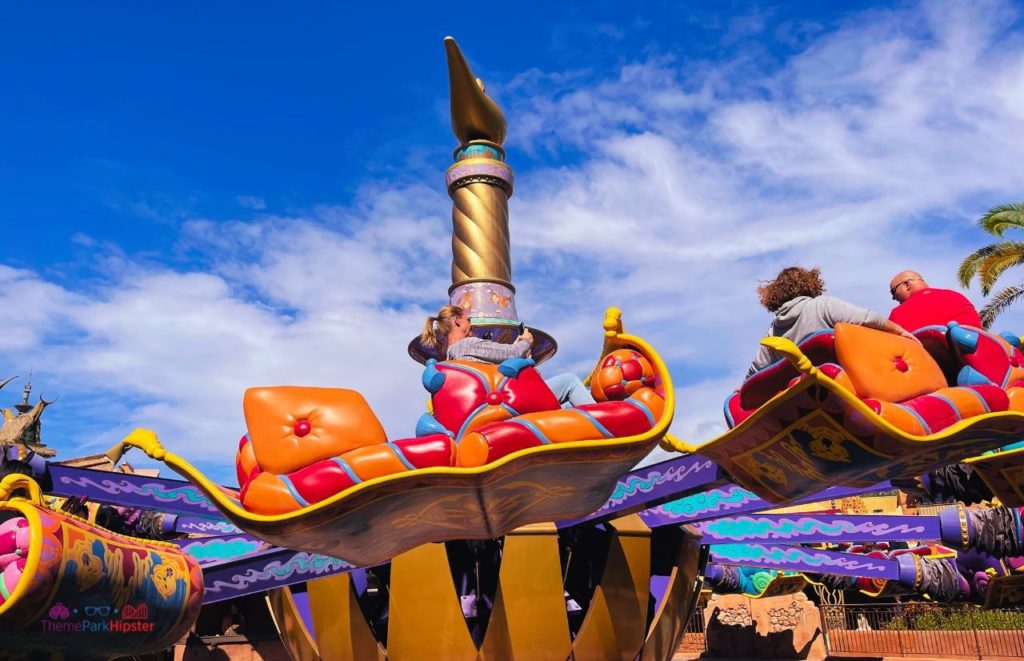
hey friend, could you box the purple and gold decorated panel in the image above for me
[710,543,899,581]
[697,514,942,545]
[638,481,893,528]
[560,454,720,527]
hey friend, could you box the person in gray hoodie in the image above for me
[747,266,917,377]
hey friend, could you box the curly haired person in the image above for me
[747,267,916,376]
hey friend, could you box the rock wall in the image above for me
[703,593,826,660]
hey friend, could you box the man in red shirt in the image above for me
[888,270,982,331]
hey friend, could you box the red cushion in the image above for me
[724,391,752,428]
[574,400,658,437]
[458,397,660,466]
[864,385,1009,436]
[950,324,1024,389]
[739,331,836,409]
[286,457,359,504]
[392,435,458,468]
[431,362,560,436]
[899,392,959,433]
[281,433,456,506]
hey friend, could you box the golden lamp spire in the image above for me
[444,36,507,146]
[407,37,557,364]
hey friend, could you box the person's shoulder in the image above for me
[912,288,975,307]
[446,336,480,357]
[926,287,970,299]
[812,294,856,308]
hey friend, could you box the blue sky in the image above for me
[2,1,1024,480]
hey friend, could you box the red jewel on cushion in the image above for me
[294,420,312,437]
[486,391,503,405]
[893,357,909,373]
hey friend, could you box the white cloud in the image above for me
[236,196,267,210]
[6,0,1024,485]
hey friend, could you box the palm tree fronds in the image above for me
[979,203,1024,237]
[977,241,1024,295]
[980,283,1024,329]
[959,244,1002,288]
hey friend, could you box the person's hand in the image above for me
[899,328,922,345]
[518,328,535,344]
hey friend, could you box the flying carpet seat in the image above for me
[456,388,665,467]
[725,323,1013,433]
[120,308,674,566]
[236,355,667,514]
[419,356,665,467]
[236,386,458,514]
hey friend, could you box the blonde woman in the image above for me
[421,305,593,407]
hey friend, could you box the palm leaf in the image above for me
[977,241,1024,295]
[980,283,1024,328]
[979,203,1024,237]
[959,244,1003,288]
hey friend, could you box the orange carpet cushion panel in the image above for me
[589,348,659,400]
[235,352,661,514]
[457,387,666,467]
[237,386,457,514]
[238,432,458,515]
[243,386,387,475]
[849,385,1009,436]
[1008,386,1024,412]
[833,323,947,402]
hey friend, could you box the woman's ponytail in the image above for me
[419,305,464,353]
[420,315,439,350]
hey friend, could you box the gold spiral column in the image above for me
[408,37,557,364]
[450,162,512,286]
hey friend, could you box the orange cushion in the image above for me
[243,386,387,475]
[834,323,946,402]
[1008,387,1024,412]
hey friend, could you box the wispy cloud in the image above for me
[5,0,1024,483]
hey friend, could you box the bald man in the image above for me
[888,270,981,331]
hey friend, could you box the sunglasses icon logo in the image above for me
[84,606,111,617]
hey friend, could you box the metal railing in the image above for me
[821,603,1024,659]
[676,605,707,655]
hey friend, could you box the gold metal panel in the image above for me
[642,534,703,661]
[571,587,619,660]
[388,542,478,661]
[984,574,1024,609]
[479,522,571,661]
[308,573,384,661]
[572,516,651,660]
[966,447,1024,506]
[757,575,809,599]
[266,588,319,661]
